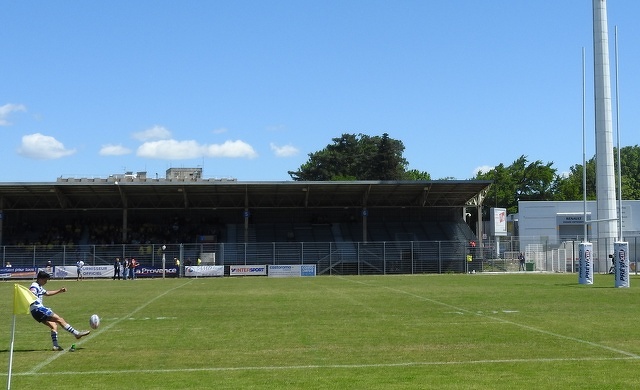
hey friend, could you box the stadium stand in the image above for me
[0,179,492,274]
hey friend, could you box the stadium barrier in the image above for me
[0,237,637,278]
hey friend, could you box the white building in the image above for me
[516,200,640,272]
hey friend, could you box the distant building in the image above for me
[166,168,202,181]
[515,200,640,272]
[517,200,640,243]
[57,167,237,183]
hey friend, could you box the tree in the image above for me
[554,145,640,201]
[403,169,432,180]
[553,158,596,201]
[475,155,557,214]
[288,133,640,207]
[617,145,640,199]
[288,133,410,181]
[372,133,407,180]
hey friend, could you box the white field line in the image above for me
[345,278,640,359]
[11,277,639,379]
[8,356,639,377]
[26,279,195,374]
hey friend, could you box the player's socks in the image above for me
[64,324,79,336]
[51,331,59,347]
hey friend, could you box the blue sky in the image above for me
[2,1,639,182]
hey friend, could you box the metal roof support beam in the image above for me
[303,186,310,208]
[122,208,128,243]
[180,186,189,208]
[362,185,371,242]
[466,185,491,207]
[244,186,249,243]
[362,185,371,207]
[115,183,129,243]
[421,185,432,207]
[468,185,491,261]
[53,186,70,209]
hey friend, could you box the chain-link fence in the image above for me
[2,237,638,276]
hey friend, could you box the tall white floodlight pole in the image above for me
[592,0,618,272]
[612,26,629,287]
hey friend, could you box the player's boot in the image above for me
[75,330,91,339]
[52,345,64,351]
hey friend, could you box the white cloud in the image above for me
[99,144,132,156]
[0,103,26,126]
[137,139,201,159]
[212,127,228,134]
[205,140,258,158]
[473,165,494,175]
[132,125,172,141]
[18,133,76,159]
[136,139,258,159]
[270,142,299,157]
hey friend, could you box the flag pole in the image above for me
[8,282,38,389]
[7,314,17,390]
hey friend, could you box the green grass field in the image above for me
[2,273,640,389]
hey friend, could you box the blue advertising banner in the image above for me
[0,267,38,280]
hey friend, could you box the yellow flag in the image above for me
[13,284,36,315]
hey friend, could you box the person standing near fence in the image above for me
[76,260,85,281]
[174,257,181,278]
[122,258,129,280]
[113,257,121,280]
[129,258,138,280]
[518,252,526,271]
[609,255,615,274]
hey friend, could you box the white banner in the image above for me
[578,242,593,285]
[54,265,114,279]
[614,242,630,288]
[268,264,316,278]
[490,208,507,237]
[185,265,224,277]
[230,265,267,276]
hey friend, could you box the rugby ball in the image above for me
[89,314,100,329]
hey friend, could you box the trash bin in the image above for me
[526,262,534,271]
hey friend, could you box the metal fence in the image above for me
[2,237,638,276]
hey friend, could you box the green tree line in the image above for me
[289,133,640,213]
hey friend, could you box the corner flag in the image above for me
[13,284,36,315]
[8,284,37,389]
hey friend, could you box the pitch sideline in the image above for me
[10,356,639,377]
